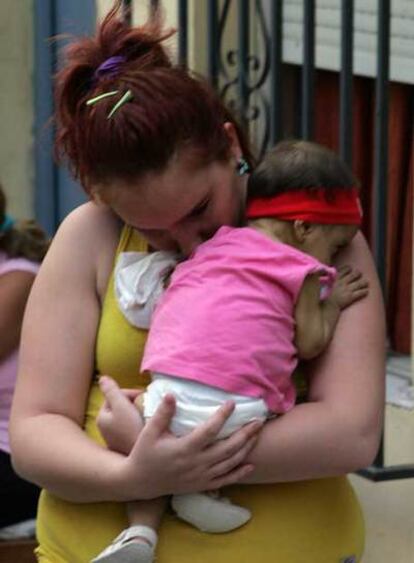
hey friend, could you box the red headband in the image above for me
[246,188,362,225]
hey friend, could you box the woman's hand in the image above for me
[113,394,262,500]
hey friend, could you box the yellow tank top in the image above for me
[35,226,365,563]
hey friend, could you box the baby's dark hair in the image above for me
[0,184,49,262]
[247,140,359,202]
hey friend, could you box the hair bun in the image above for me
[97,1,174,72]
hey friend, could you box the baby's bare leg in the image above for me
[127,497,168,533]
[93,377,165,563]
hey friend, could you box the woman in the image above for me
[10,4,385,562]
[0,184,48,528]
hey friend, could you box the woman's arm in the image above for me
[244,232,385,482]
[10,203,122,501]
[0,270,36,361]
[10,203,259,503]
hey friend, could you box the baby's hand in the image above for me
[97,376,144,455]
[331,265,369,309]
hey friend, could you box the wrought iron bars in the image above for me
[177,0,188,66]
[270,1,283,145]
[184,0,413,482]
[215,0,271,156]
[207,0,220,89]
[301,0,315,140]
[122,0,132,24]
[237,0,250,130]
[339,0,354,167]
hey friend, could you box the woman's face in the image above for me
[105,152,247,256]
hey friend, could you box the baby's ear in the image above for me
[293,220,314,243]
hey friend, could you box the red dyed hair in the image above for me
[55,1,254,193]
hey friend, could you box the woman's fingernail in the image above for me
[163,393,175,405]
[252,420,264,430]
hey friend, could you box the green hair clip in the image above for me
[107,89,134,119]
[85,91,119,106]
[85,89,134,119]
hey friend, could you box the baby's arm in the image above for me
[97,376,144,455]
[294,266,368,359]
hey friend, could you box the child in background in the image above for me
[93,140,368,563]
[0,184,49,528]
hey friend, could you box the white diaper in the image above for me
[143,374,269,439]
[114,251,179,329]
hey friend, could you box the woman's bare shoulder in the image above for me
[45,202,122,298]
[335,231,375,273]
[57,201,120,242]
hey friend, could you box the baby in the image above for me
[93,140,368,563]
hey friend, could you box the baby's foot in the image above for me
[91,525,157,563]
[172,492,251,533]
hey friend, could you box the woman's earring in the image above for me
[236,157,251,176]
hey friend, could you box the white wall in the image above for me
[0,0,34,218]
[282,0,414,85]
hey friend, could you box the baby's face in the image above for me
[306,224,358,265]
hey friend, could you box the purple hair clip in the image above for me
[93,55,126,81]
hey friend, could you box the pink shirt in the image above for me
[142,227,336,413]
[0,252,40,453]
